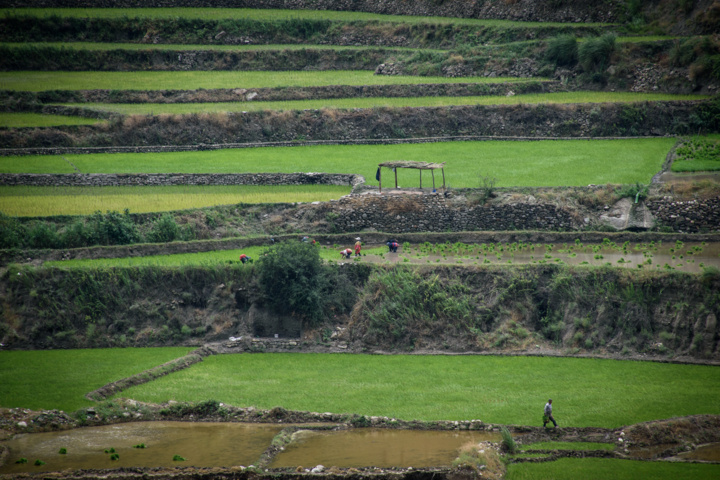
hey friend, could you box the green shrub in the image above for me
[546,34,578,66]
[28,222,60,249]
[578,34,616,73]
[88,210,142,245]
[147,213,180,243]
[0,212,24,248]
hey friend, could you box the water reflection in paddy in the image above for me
[0,421,282,474]
[271,429,501,468]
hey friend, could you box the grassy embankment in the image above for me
[0,347,193,412]
[1,351,718,427]
[672,135,720,173]
[60,92,709,115]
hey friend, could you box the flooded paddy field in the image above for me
[351,240,720,273]
[0,422,499,473]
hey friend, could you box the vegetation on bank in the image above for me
[58,92,708,115]
[0,347,193,411]
[0,185,350,217]
[116,353,720,427]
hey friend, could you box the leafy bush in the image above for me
[0,212,25,248]
[87,210,142,245]
[546,34,578,66]
[147,213,180,243]
[578,34,616,73]
[27,222,60,249]
[257,241,325,323]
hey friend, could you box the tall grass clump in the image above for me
[453,442,505,479]
[501,426,518,454]
[578,34,616,73]
[353,267,476,347]
[545,34,578,66]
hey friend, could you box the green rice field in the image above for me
[0,112,103,128]
[0,71,542,91]
[0,185,350,216]
[506,458,720,480]
[60,92,709,115]
[0,7,610,27]
[0,347,193,412]
[116,353,720,428]
[0,42,442,53]
[0,139,677,189]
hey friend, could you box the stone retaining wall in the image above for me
[647,196,720,233]
[328,193,579,232]
[0,172,364,188]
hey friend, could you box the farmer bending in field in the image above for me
[239,254,252,264]
[543,399,558,428]
[340,248,353,259]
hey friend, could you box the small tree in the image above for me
[257,241,324,324]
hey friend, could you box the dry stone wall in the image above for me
[647,196,720,233]
[0,172,363,188]
[326,194,579,232]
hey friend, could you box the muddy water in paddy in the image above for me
[270,429,501,468]
[677,443,720,461]
[349,242,720,274]
[0,421,282,474]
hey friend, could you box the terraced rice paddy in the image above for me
[0,185,351,216]
[59,92,707,115]
[0,139,676,190]
[0,112,103,128]
[0,7,611,27]
[0,70,541,91]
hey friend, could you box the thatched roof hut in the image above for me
[376,161,446,193]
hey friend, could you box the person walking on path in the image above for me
[543,399,558,428]
[354,238,362,257]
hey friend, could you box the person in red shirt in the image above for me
[239,253,252,264]
[354,237,362,257]
[340,248,352,259]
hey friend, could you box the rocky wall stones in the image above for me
[329,193,579,232]
[647,196,720,233]
[0,172,363,188]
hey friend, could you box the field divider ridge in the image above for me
[84,345,215,402]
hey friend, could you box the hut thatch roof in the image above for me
[377,161,446,170]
